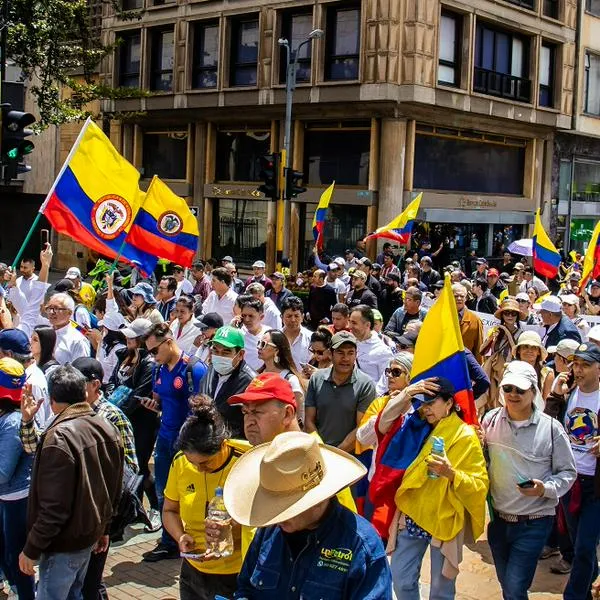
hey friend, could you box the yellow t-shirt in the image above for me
[164,443,243,575]
[79,281,96,310]
[236,431,357,558]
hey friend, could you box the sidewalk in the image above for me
[102,524,568,600]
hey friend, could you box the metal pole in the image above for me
[282,44,294,261]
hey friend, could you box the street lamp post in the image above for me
[278,28,324,261]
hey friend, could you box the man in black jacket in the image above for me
[197,326,255,438]
[307,270,337,328]
[468,278,498,315]
[346,270,378,309]
[19,365,123,599]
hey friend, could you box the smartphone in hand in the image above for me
[517,480,535,489]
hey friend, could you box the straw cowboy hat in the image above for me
[513,330,548,361]
[494,298,520,320]
[223,431,366,528]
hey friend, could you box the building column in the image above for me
[378,118,407,228]
[203,122,217,259]
[192,122,207,260]
[366,118,380,261]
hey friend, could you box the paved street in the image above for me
[94,523,567,600]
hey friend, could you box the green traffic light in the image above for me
[7,148,18,159]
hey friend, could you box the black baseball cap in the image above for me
[416,376,456,404]
[570,343,600,364]
[72,357,104,382]
[194,312,224,331]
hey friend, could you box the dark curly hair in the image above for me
[175,395,230,455]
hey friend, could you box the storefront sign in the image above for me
[204,184,263,199]
[457,197,498,209]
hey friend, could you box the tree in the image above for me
[6,0,146,128]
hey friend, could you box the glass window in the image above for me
[302,203,367,266]
[304,129,370,186]
[413,134,525,195]
[539,43,555,107]
[584,52,600,115]
[122,0,143,9]
[572,160,600,202]
[215,130,271,182]
[504,0,534,9]
[150,29,174,91]
[192,22,219,89]
[587,0,600,15]
[213,199,268,266]
[325,6,360,81]
[474,23,531,102]
[230,17,259,87]
[118,31,141,88]
[543,0,559,18]
[142,132,188,179]
[438,12,460,86]
[280,12,313,84]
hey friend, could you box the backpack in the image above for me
[75,303,99,329]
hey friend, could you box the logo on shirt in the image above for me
[566,407,598,448]
[317,547,353,573]
[185,483,195,493]
[173,376,184,390]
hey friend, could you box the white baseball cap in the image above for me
[120,318,153,339]
[588,325,600,343]
[65,267,81,280]
[516,292,530,302]
[539,296,562,313]
[252,260,266,268]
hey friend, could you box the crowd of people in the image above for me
[0,239,598,600]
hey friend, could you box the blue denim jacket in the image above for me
[0,411,33,496]
[235,499,392,600]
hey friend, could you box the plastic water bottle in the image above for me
[428,437,445,479]
[206,487,233,558]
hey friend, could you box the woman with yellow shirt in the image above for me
[163,396,243,600]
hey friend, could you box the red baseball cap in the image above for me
[487,268,499,277]
[227,372,296,407]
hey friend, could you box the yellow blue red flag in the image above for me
[312,182,335,251]
[580,219,600,289]
[39,118,157,274]
[532,209,560,278]
[365,193,422,245]
[128,176,200,268]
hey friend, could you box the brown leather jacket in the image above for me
[24,402,124,559]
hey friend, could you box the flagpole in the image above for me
[106,175,155,274]
[11,117,94,269]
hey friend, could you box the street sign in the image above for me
[190,206,200,217]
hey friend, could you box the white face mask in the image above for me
[212,353,237,375]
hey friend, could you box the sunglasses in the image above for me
[257,340,277,350]
[501,384,530,395]
[385,367,407,378]
[148,338,168,356]
[503,311,519,317]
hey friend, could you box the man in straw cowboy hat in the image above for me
[223,431,392,599]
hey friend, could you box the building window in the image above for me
[587,0,600,16]
[215,130,271,182]
[192,22,219,89]
[229,16,259,87]
[504,0,534,10]
[572,160,600,202]
[150,28,174,91]
[438,11,461,86]
[325,5,360,81]
[122,0,143,8]
[304,125,370,186]
[474,22,531,103]
[413,126,526,195]
[142,131,188,180]
[539,43,555,107]
[118,31,141,88]
[280,11,313,84]
[213,199,268,266]
[584,52,600,115]
[543,0,559,19]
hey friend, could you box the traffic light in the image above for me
[258,153,280,200]
[285,168,307,199]
[1,104,35,181]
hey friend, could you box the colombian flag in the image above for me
[532,209,560,279]
[368,275,476,538]
[580,219,600,289]
[39,119,157,275]
[365,193,422,245]
[312,182,335,251]
[128,176,199,268]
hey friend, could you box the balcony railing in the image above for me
[473,67,532,103]
[504,0,535,9]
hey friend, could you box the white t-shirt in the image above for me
[26,363,52,429]
[243,325,270,371]
[176,278,194,298]
[564,388,600,476]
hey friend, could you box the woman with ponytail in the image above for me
[162,395,244,600]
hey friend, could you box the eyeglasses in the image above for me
[517,299,529,304]
[45,306,70,314]
[503,311,519,317]
[501,384,530,395]
[147,338,168,356]
[257,340,277,350]
[385,367,407,378]
[309,347,325,355]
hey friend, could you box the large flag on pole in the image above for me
[532,209,561,278]
[365,192,422,245]
[580,220,600,289]
[312,182,335,251]
[368,275,476,537]
[127,176,200,268]
[39,119,158,275]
